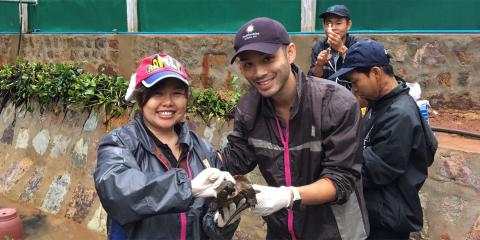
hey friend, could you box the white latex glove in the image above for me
[214,198,246,227]
[250,184,292,216]
[191,168,235,198]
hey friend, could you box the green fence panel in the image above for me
[0,3,20,32]
[316,0,480,31]
[27,0,127,32]
[138,0,301,32]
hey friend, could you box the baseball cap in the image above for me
[231,17,291,64]
[329,39,390,80]
[125,53,189,101]
[319,5,351,19]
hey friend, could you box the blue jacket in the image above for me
[362,85,437,232]
[94,116,238,240]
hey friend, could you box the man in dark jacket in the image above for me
[330,39,438,239]
[308,4,362,90]
[222,17,369,239]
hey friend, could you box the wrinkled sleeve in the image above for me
[362,112,414,188]
[202,210,240,240]
[94,132,193,225]
[220,109,258,175]
[319,88,363,204]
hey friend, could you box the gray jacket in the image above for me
[221,65,369,239]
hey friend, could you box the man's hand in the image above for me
[250,185,292,216]
[316,49,332,67]
[214,199,246,227]
[326,28,348,57]
[191,168,235,198]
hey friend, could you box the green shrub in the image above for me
[0,59,245,126]
[0,59,130,118]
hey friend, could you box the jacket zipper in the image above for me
[155,151,191,240]
[275,118,297,240]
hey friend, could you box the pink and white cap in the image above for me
[125,53,189,101]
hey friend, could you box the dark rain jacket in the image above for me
[362,86,438,233]
[221,65,369,239]
[308,34,362,89]
[94,116,238,240]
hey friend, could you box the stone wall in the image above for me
[1,34,479,108]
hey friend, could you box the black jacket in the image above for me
[222,65,369,239]
[362,86,438,232]
[94,116,238,240]
[308,34,362,89]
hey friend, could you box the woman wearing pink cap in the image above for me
[94,53,241,239]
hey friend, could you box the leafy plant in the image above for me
[0,59,131,120]
[188,75,244,126]
[0,59,245,126]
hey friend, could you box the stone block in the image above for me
[0,158,33,192]
[95,38,107,49]
[108,39,119,49]
[65,184,97,223]
[72,138,88,169]
[40,173,70,214]
[49,135,71,158]
[455,51,475,65]
[15,128,29,149]
[83,112,98,131]
[1,119,15,144]
[87,206,107,234]
[441,196,464,222]
[32,129,50,155]
[19,167,46,203]
[414,42,447,66]
[437,73,452,87]
[440,155,480,190]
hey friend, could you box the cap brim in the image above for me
[319,12,349,18]
[328,67,356,80]
[230,42,282,64]
[142,71,189,88]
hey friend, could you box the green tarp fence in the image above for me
[0,0,479,33]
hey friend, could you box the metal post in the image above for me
[301,0,316,32]
[20,3,28,32]
[126,0,138,32]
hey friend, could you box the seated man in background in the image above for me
[308,4,362,90]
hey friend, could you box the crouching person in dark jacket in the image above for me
[330,40,438,239]
[94,53,241,240]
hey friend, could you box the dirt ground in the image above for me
[0,196,104,240]
[429,108,480,134]
[429,108,480,153]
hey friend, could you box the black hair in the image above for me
[354,64,395,77]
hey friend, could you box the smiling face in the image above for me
[323,15,351,40]
[140,78,188,133]
[238,44,296,98]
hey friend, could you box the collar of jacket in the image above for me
[260,64,304,119]
[368,84,409,110]
[133,115,194,155]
